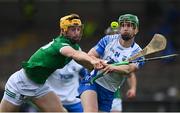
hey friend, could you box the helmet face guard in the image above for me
[118,14,139,28]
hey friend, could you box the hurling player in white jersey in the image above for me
[78,14,144,112]
[105,21,137,112]
[46,60,85,112]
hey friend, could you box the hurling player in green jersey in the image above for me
[0,14,106,112]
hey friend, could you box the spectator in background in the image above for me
[19,0,37,30]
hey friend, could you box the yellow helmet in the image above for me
[60,14,82,32]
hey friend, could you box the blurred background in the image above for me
[0,0,180,112]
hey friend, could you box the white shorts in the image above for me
[111,98,122,112]
[2,69,52,106]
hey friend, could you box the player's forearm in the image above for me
[127,73,137,90]
[72,51,95,70]
[113,65,130,74]
[113,64,135,74]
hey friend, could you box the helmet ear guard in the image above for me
[60,14,83,32]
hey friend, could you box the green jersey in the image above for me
[22,35,80,84]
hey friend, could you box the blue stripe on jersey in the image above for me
[136,56,145,68]
[131,47,140,56]
[94,34,120,57]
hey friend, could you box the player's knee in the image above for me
[0,99,20,112]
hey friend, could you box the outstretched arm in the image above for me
[60,46,106,70]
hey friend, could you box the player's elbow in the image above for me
[129,64,138,72]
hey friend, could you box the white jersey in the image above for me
[46,60,83,105]
[94,34,144,92]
